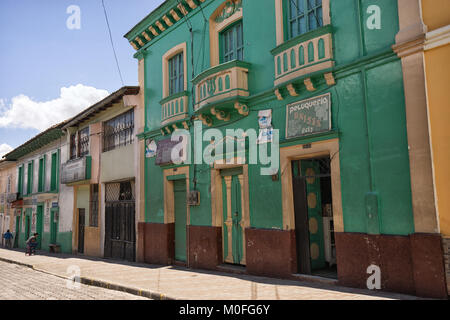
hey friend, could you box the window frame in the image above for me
[220,19,244,63]
[78,127,90,158]
[162,42,187,99]
[102,109,135,153]
[168,52,185,96]
[89,184,99,227]
[26,161,34,195]
[50,150,60,193]
[285,0,323,41]
[38,155,46,193]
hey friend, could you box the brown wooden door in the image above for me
[78,209,85,254]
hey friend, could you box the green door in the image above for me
[221,168,244,265]
[301,160,326,270]
[173,180,187,262]
[25,209,31,242]
[14,215,20,248]
[36,205,43,249]
[50,209,58,244]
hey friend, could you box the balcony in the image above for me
[271,25,335,91]
[192,60,250,125]
[61,156,92,184]
[160,91,190,128]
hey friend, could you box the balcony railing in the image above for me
[272,26,334,87]
[160,91,189,126]
[61,156,92,184]
[193,60,250,112]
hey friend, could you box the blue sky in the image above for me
[0,0,165,157]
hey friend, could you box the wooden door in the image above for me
[301,160,326,270]
[173,180,187,262]
[78,209,85,254]
[221,168,245,265]
[36,205,43,249]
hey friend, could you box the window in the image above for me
[7,175,11,193]
[103,109,134,152]
[221,20,244,63]
[78,127,90,157]
[287,0,323,40]
[50,150,60,192]
[89,184,99,227]
[26,161,33,195]
[70,134,77,160]
[18,165,24,197]
[38,156,46,193]
[168,52,184,96]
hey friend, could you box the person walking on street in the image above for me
[3,230,13,249]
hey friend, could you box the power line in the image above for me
[101,0,125,86]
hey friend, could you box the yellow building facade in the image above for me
[422,0,450,293]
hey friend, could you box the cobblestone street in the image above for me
[0,260,149,300]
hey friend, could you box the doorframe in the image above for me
[280,138,344,233]
[210,159,250,265]
[163,166,190,264]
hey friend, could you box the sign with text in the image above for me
[61,156,91,184]
[155,137,184,166]
[286,93,331,139]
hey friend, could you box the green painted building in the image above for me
[4,122,73,254]
[125,0,446,297]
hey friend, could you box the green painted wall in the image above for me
[140,0,414,235]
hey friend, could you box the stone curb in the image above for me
[0,256,176,300]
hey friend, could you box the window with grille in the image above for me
[7,175,11,193]
[70,134,77,160]
[89,184,99,227]
[103,109,134,152]
[221,20,244,63]
[287,0,323,40]
[105,181,135,202]
[78,127,89,157]
[168,52,184,95]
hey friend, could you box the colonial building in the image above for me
[3,122,73,253]
[0,159,16,245]
[60,86,142,260]
[393,0,450,297]
[125,0,448,298]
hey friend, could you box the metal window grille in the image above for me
[78,127,90,157]
[103,110,134,152]
[70,134,77,160]
[105,181,135,202]
[89,184,99,227]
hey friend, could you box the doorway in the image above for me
[36,205,43,249]
[14,214,20,248]
[173,179,187,263]
[50,209,58,244]
[292,156,336,278]
[221,167,245,266]
[104,181,136,261]
[78,209,85,254]
[25,209,31,242]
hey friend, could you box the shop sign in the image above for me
[286,93,331,139]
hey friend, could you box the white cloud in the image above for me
[0,143,13,159]
[0,84,109,132]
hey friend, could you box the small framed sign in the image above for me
[286,93,331,139]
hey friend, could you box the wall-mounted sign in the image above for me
[61,156,91,184]
[145,139,157,158]
[286,93,331,139]
[155,137,184,166]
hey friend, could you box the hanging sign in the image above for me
[286,93,331,139]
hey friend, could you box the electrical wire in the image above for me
[101,0,125,86]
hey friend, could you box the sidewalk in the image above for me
[0,248,422,300]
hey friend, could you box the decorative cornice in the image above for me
[392,35,425,58]
[424,25,450,51]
